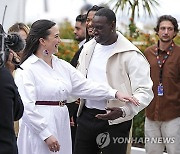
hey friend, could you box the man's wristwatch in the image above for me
[120,107,126,118]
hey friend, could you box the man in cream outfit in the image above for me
[73,8,153,154]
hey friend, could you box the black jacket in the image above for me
[70,45,83,67]
[0,67,24,154]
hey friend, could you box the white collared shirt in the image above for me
[78,39,86,48]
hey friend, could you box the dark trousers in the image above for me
[66,102,79,152]
[73,106,132,154]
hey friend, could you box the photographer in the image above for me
[0,56,24,154]
[7,23,29,137]
[0,25,24,154]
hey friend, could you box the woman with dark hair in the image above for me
[15,19,138,154]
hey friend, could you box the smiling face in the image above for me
[157,20,177,43]
[86,10,97,38]
[41,25,61,54]
[92,16,114,45]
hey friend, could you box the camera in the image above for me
[0,24,25,68]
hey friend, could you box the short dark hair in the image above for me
[76,14,87,24]
[94,8,116,24]
[85,5,104,42]
[154,15,179,33]
[86,5,104,17]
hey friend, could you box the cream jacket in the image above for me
[77,32,154,125]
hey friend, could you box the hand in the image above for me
[5,50,21,74]
[115,91,140,106]
[96,107,123,120]
[70,116,75,126]
[75,98,80,105]
[44,135,60,152]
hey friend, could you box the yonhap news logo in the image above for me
[96,132,110,148]
[96,132,175,148]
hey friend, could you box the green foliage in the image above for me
[55,20,78,62]
[174,33,180,45]
[125,30,157,52]
[58,19,75,39]
[56,42,78,63]
[128,22,139,38]
[133,110,145,139]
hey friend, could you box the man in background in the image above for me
[74,14,86,48]
[144,15,180,154]
[71,14,86,67]
[71,5,104,67]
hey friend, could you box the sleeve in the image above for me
[70,46,83,67]
[121,52,154,117]
[68,65,117,100]
[15,69,52,141]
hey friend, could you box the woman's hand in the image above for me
[115,91,140,106]
[45,135,60,152]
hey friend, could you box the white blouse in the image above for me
[15,54,116,140]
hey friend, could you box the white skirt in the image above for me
[17,105,72,154]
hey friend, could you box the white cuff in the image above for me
[39,127,52,141]
[109,89,118,99]
[120,106,131,117]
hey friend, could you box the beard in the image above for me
[76,37,85,42]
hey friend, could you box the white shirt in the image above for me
[15,54,116,139]
[78,39,86,48]
[86,42,116,110]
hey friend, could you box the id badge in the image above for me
[158,85,163,96]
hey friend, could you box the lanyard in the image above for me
[155,42,174,84]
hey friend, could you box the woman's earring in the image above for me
[43,50,49,55]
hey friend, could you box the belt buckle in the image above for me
[59,101,65,107]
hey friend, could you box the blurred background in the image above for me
[0,0,180,32]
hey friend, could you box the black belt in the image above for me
[83,106,106,114]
